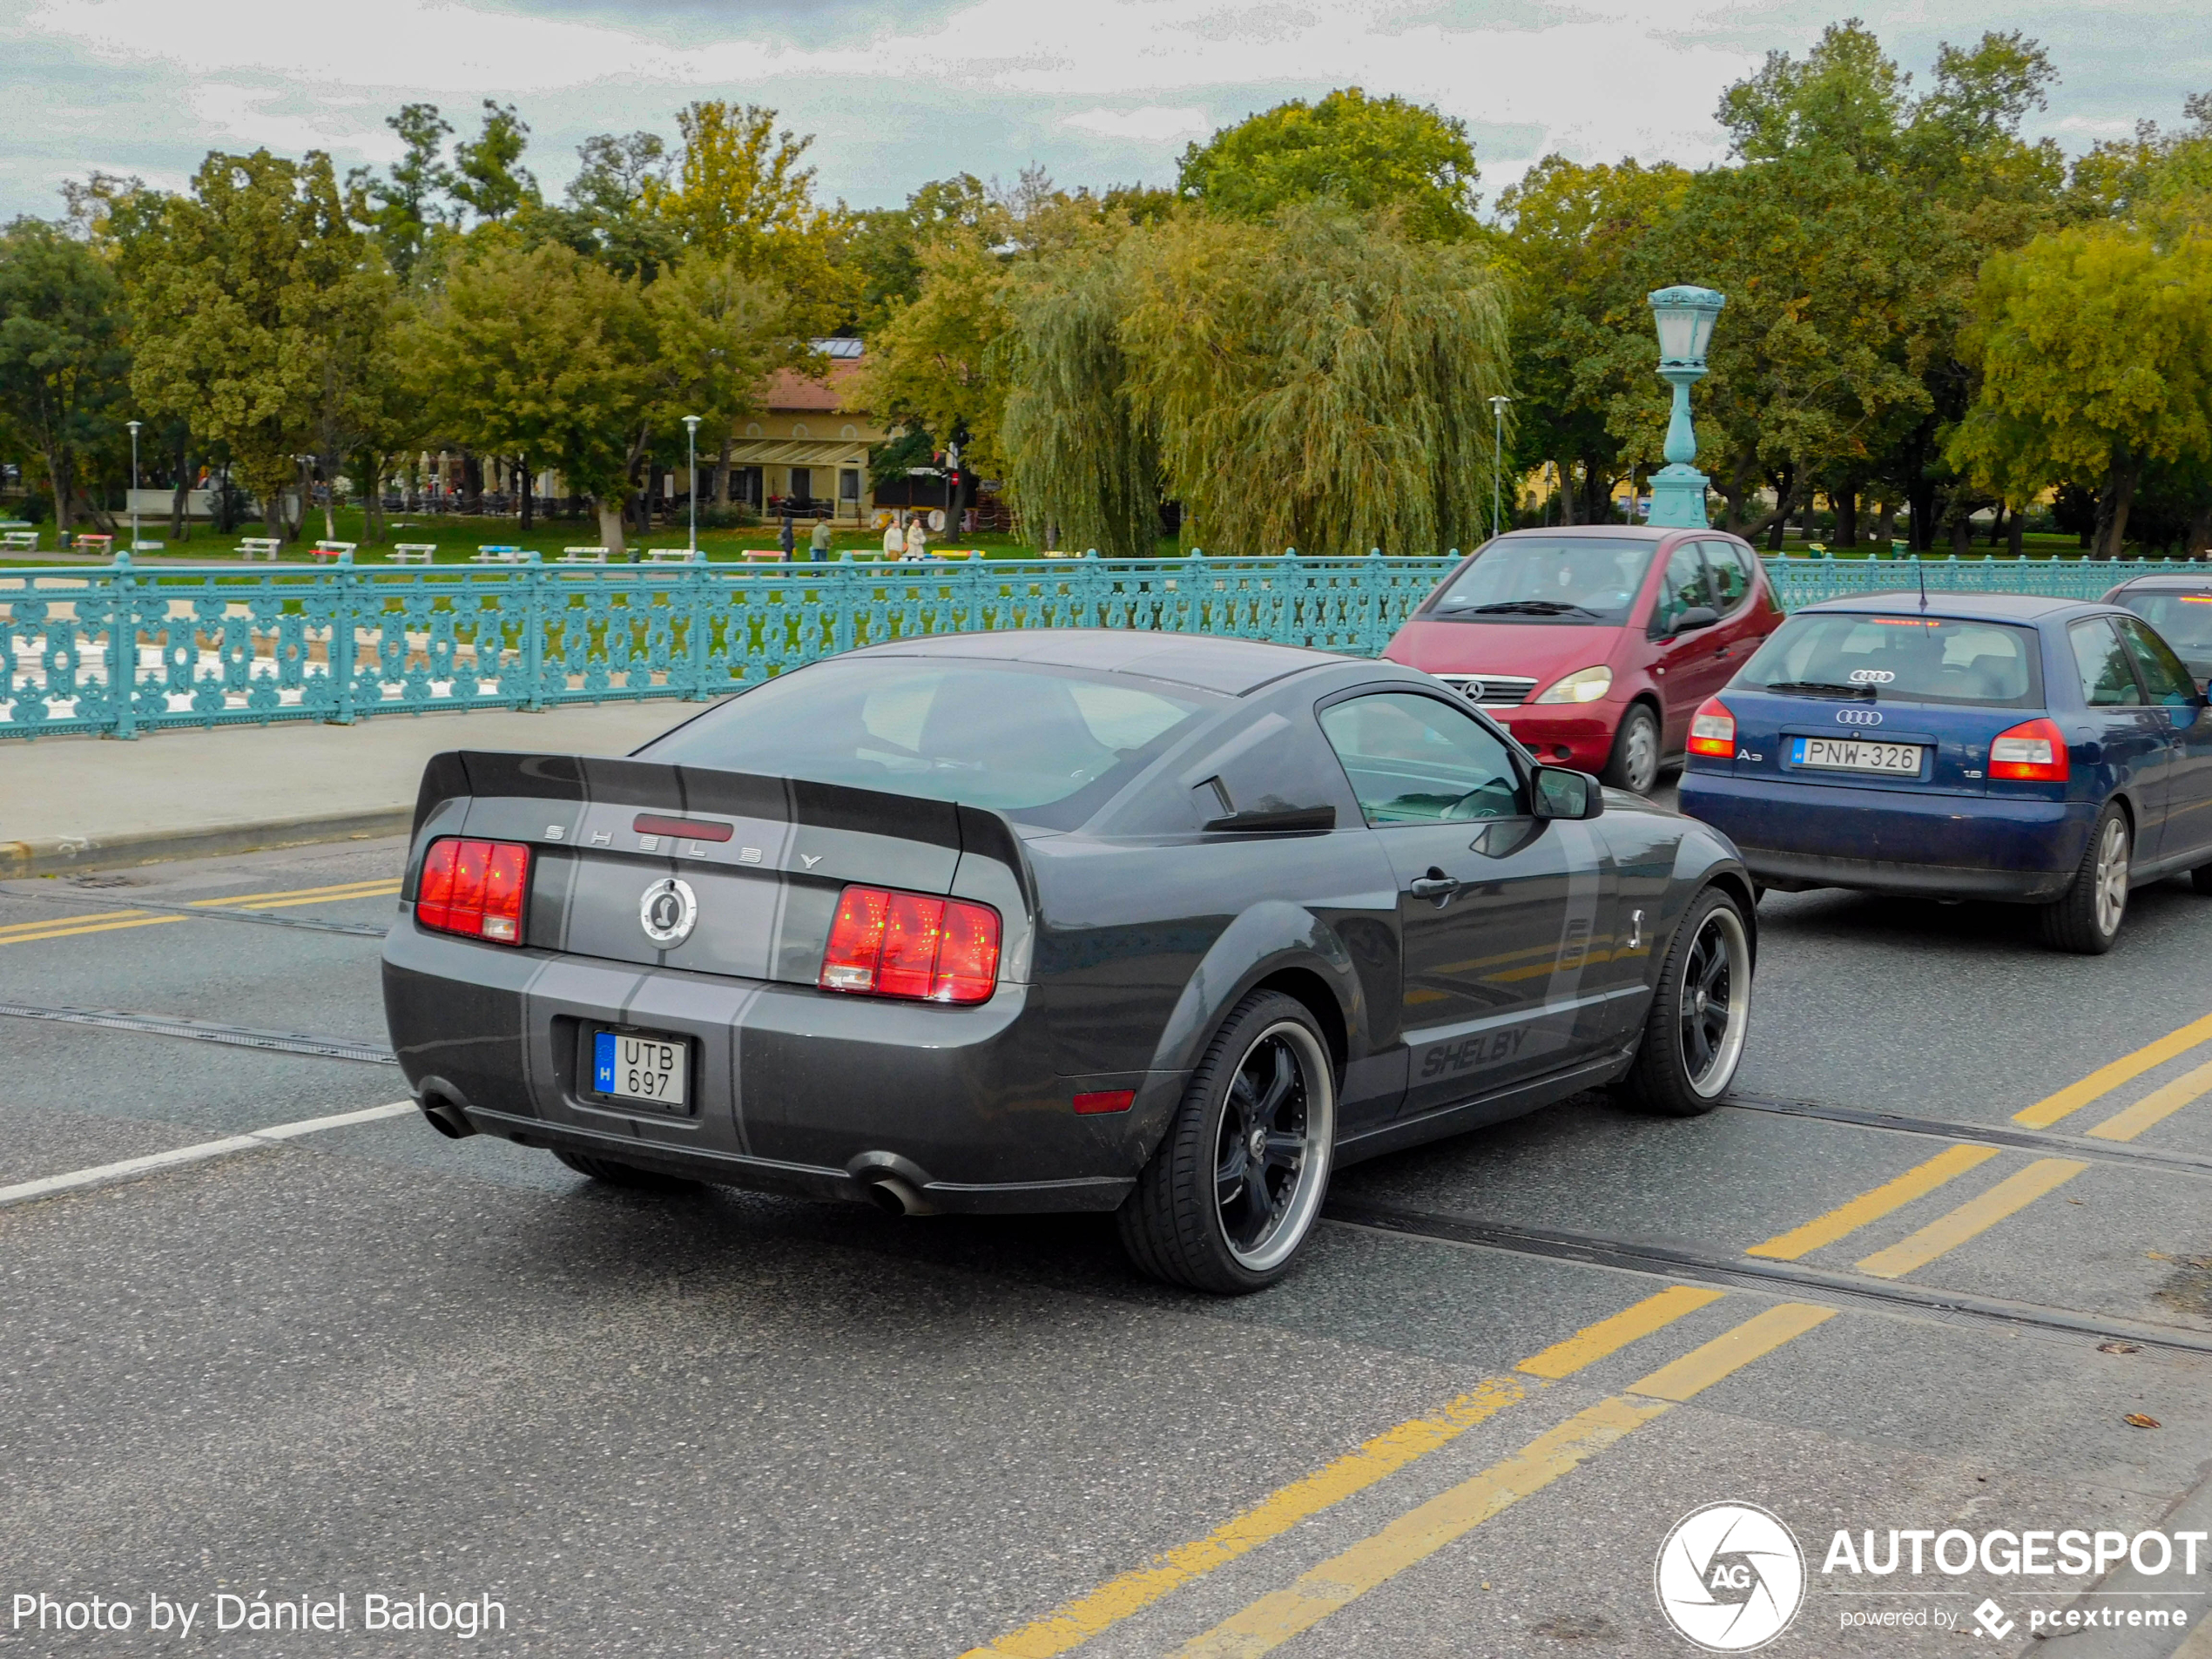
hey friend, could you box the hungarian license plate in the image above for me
[591,1031,690,1109]
[1791,736,1925,776]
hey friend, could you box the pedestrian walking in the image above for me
[882,513,906,558]
[778,510,795,560]
[809,517,833,562]
[904,516,928,561]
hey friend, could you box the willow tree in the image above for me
[999,227,1160,557]
[1116,204,1509,556]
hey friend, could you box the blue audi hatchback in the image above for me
[1679,593,2212,952]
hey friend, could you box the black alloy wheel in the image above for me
[1119,991,1338,1293]
[1618,886,1753,1117]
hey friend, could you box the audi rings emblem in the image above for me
[1848,667,1896,684]
[1835,707,1885,726]
[639,876,698,947]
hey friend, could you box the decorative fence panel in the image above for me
[2,550,2198,739]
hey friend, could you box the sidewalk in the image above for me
[0,703,695,876]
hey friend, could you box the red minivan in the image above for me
[1382,526,1785,793]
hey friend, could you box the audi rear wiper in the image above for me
[1454,600,1603,618]
[1760,679,1877,699]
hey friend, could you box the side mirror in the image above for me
[1668,605,1720,637]
[1530,766,1604,821]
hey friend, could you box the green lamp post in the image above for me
[1644,284,1725,529]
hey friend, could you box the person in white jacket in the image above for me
[904,517,929,560]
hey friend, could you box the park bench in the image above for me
[238,537,282,562]
[72,533,114,556]
[740,549,787,563]
[309,540,357,563]
[470,545,532,563]
[642,548,699,563]
[388,544,436,564]
[131,539,165,553]
[557,546,610,564]
[0,530,37,553]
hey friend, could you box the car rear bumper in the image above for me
[1677,772,2094,901]
[381,921,1177,1213]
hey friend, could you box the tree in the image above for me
[1177,88,1480,241]
[120,150,372,542]
[414,239,654,551]
[449,101,538,224]
[537,131,679,280]
[643,253,799,516]
[350,103,453,280]
[0,217,132,534]
[1116,203,1509,556]
[1948,224,2212,557]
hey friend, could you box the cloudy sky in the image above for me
[3,0,2205,221]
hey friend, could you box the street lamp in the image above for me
[1644,285,1726,529]
[682,414,701,555]
[125,420,142,551]
[1486,395,1512,540]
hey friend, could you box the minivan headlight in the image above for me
[1534,665,1614,704]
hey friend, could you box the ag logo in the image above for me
[1655,1502,1804,1652]
[638,876,698,948]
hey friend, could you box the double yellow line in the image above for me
[0,878,401,949]
[963,1006,2212,1657]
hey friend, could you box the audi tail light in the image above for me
[417,838,531,944]
[820,886,1001,1005]
[1688,698,1737,759]
[1989,718,2070,782]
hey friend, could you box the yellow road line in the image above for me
[2086,1060,2212,1144]
[1620,1303,1838,1402]
[1855,1159,2088,1280]
[1170,1305,1836,1659]
[2014,1012,2212,1128]
[186,879,400,909]
[1745,1144,2000,1261]
[0,907,145,938]
[0,914,184,947]
[1516,1285,1725,1379]
[961,1285,1722,1658]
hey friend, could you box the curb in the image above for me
[0,806,414,879]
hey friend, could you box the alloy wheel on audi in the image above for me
[2094,816,2130,938]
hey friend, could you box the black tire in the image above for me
[1601,704,1662,794]
[551,1146,698,1190]
[2192,862,2212,896]
[1118,992,1338,1294]
[2040,803,2130,954]
[1618,886,1753,1117]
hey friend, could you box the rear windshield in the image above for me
[2114,591,2212,663]
[1426,537,1656,624]
[637,658,1219,827]
[1738,613,2044,709]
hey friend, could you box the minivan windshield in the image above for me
[1426,537,1656,625]
[2114,591,2212,665]
[1737,613,2043,708]
[637,658,1219,827]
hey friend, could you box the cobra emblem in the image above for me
[639,876,698,947]
[1835,707,1884,726]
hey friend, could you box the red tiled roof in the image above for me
[766,357,865,414]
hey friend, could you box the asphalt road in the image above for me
[4,814,2212,1659]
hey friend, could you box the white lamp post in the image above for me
[125,420,142,551]
[1644,285,1726,529]
[682,414,701,555]
[1487,395,1512,540]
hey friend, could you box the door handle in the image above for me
[1409,870,1461,902]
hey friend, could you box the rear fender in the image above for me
[1143,900,1366,1084]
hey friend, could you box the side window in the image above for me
[2115,617,2199,706]
[1701,541,1751,613]
[2069,618,2145,708]
[1318,693,1526,826]
[1651,542,1711,633]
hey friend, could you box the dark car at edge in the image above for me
[382,631,1757,1291]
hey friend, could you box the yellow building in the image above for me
[719,339,883,521]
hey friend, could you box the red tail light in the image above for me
[415,837,530,945]
[1988,718,2070,782]
[1688,697,1737,758]
[819,885,1001,1005]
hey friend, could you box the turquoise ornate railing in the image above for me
[2,550,2197,738]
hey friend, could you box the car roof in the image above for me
[2107,573,2212,591]
[1491,525,1719,543]
[846,629,1343,694]
[1796,590,2100,624]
